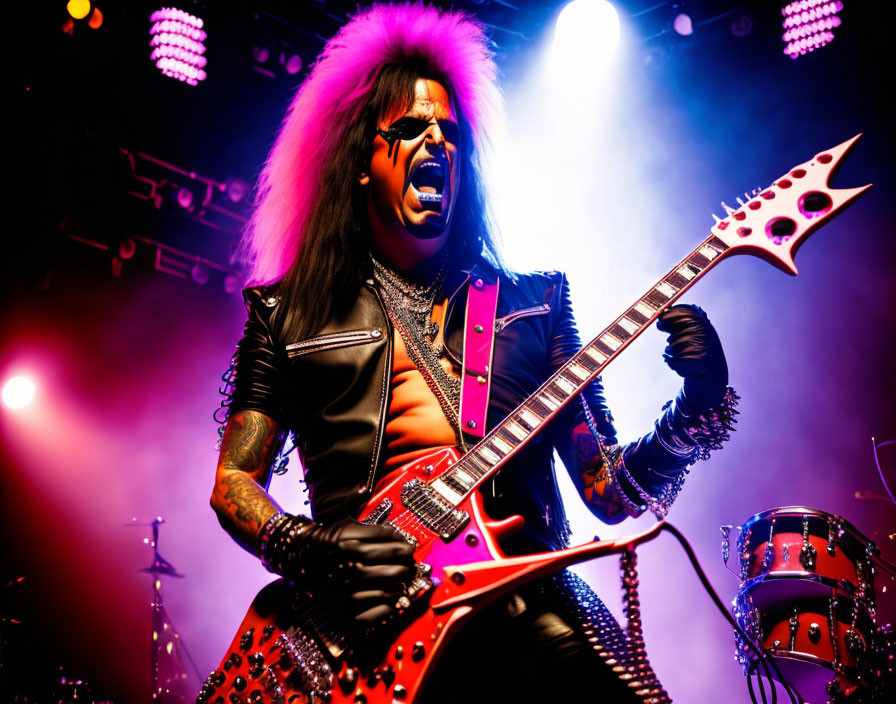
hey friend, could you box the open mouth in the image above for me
[408,159,446,213]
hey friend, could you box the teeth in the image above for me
[416,190,442,202]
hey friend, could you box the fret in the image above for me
[442,472,472,495]
[479,446,500,465]
[600,334,622,351]
[595,340,614,357]
[490,435,513,455]
[609,324,631,341]
[518,408,541,429]
[655,281,677,298]
[617,317,639,335]
[633,301,656,318]
[666,272,688,289]
[567,361,591,381]
[539,391,561,411]
[584,346,608,364]
[644,289,668,308]
[463,454,489,479]
[504,420,529,441]
[626,308,648,325]
[688,252,710,269]
[707,235,729,252]
[451,466,476,486]
[431,478,464,504]
[529,397,552,418]
[699,244,721,261]
[677,264,697,281]
[554,375,577,396]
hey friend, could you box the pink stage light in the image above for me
[149,7,207,86]
[3,376,37,410]
[781,0,843,59]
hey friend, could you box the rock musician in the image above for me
[209,4,737,702]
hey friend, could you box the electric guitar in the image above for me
[199,136,870,704]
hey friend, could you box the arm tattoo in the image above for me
[217,473,279,550]
[221,411,280,482]
[213,410,283,552]
[572,422,601,467]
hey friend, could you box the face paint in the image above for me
[364,78,461,271]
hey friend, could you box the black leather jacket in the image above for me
[227,261,692,553]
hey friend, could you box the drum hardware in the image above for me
[726,507,896,704]
[127,516,202,701]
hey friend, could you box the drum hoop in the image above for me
[739,507,877,553]
[739,572,858,601]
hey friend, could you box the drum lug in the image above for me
[788,607,800,652]
[800,515,817,572]
[799,542,817,571]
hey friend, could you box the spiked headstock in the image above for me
[710,134,871,275]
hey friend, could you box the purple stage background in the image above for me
[4,2,895,702]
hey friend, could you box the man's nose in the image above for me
[424,121,447,149]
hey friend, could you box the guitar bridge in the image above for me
[401,478,470,540]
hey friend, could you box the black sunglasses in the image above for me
[376,116,460,147]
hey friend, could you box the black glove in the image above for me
[656,304,728,409]
[262,514,416,625]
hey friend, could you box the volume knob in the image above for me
[411,642,425,662]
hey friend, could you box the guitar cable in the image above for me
[658,523,804,704]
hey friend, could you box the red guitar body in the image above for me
[203,447,661,704]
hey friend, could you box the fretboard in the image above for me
[430,234,730,507]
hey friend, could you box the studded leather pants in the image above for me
[418,571,669,703]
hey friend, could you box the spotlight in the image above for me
[175,186,194,210]
[88,8,103,30]
[190,262,209,285]
[279,52,303,75]
[252,45,271,63]
[148,7,208,86]
[118,237,137,260]
[67,0,91,21]
[673,13,693,36]
[553,0,621,72]
[2,376,37,410]
[224,177,250,205]
[223,274,241,294]
[730,14,754,38]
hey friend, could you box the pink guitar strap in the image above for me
[460,273,500,439]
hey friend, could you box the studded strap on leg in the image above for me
[553,568,672,703]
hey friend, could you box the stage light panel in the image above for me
[781,0,843,59]
[149,7,208,86]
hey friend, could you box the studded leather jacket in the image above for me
[226,260,702,553]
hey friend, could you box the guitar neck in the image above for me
[431,233,731,506]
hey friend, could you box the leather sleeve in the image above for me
[547,273,698,521]
[226,288,285,425]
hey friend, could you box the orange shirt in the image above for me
[381,299,459,472]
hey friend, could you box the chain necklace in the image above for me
[370,254,461,434]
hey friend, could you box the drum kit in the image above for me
[724,507,896,703]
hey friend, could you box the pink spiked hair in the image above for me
[241,3,504,285]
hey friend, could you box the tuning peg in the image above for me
[721,201,735,215]
[711,213,722,224]
[736,197,745,206]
